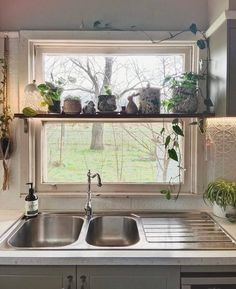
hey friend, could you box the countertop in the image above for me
[0,210,236,266]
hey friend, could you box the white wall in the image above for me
[207,0,229,25]
[0,0,209,31]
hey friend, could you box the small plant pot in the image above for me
[139,86,160,114]
[98,95,117,112]
[212,203,236,218]
[63,99,82,114]
[171,87,198,113]
[48,100,61,113]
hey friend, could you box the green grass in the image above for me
[44,123,178,183]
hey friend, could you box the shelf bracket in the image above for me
[23,119,29,133]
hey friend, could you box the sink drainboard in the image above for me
[142,212,236,250]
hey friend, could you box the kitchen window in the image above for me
[19,31,202,195]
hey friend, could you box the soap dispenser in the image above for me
[25,182,38,217]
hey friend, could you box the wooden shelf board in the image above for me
[14,113,215,119]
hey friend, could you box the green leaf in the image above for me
[44,95,54,106]
[160,189,172,200]
[165,135,171,148]
[189,121,198,125]
[198,119,206,134]
[93,20,102,28]
[37,84,48,91]
[22,107,38,117]
[168,148,178,162]
[172,118,179,125]
[163,75,172,85]
[173,140,179,148]
[160,127,165,135]
[189,23,198,34]
[197,39,206,49]
[172,125,184,136]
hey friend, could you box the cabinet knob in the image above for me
[80,275,87,289]
[66,275,73,289]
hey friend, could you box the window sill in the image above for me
[14,112,215,119]
[20,191,198,198]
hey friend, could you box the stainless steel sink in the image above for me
[86,216,140,247]
[1,211,236,251]
[8,214,84,248]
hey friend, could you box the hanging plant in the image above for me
[160,118,206,200]
[0,36,13,190]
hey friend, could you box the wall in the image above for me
[0,0,209,31]
[229,0,236,10]
[207,118,236,182]
[208,0,229,25]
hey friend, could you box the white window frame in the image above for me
[18,30,204,196]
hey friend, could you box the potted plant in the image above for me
[162,72,205,113]
[98,85,117,112]
[203,179,236,218]
[38,81,63,113]
[63,95,82,114]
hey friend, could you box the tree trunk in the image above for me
[90,57,113,150]
[90,123,104,150]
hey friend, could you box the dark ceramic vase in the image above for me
[48,100,61,113]
[98,95,117,112]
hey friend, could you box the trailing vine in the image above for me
[160,118,184,200]
[160,118,206,200]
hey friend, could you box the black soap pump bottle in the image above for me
[25,182,38,217]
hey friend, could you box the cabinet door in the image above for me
[0,265,76,289]
[77,266,180,289]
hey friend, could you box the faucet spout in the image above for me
[85,170,102,219]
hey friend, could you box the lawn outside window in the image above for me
[18,31,203,196]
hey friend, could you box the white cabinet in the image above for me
[0,266,76,289]
[0,265,180,289]
[77,266,180,289]
[209,19,236,116]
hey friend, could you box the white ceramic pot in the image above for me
[212,203,236,218]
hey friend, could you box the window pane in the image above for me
[43,122,183,184]
[43,54,184,111]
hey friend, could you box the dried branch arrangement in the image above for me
[0,36,12,190]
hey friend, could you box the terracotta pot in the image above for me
[63,99,82,114]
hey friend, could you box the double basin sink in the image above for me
[2,212,236,250]
[4,213,140,249]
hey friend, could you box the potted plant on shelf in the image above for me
[38,81,63,113]
[97,85,117,112]
[203,179,236,218]
[63,95,82,114]
[162,72,205,114]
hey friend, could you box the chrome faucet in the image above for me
[85,170,102,219]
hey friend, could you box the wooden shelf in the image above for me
[14,112,215,119]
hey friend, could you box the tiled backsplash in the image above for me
[206,118,236,182]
